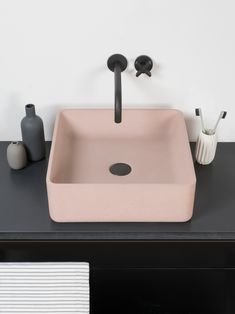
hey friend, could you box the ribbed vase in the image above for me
[195,131,217,165]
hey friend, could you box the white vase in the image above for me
[195,131,217,165]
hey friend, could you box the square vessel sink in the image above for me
[46,109,196,222]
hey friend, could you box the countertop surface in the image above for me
[0,142,234,241]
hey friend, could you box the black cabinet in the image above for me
[93,268,235,314]
[1,241,235,313]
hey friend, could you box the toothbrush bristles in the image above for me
[222,111,227,119]
[195,108,200,116]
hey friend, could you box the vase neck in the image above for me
[25,104,36,117]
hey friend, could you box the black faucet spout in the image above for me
[114,63,122,123]
[107,54,127,123]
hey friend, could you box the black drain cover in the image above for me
[109,163,132,176]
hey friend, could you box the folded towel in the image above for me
[0,262,89,313]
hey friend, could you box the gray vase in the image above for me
[7,142,27,170]
[21,104,46,161]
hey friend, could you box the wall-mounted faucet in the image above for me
[107,54,127,123]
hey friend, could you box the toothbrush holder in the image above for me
[195,130,217,165]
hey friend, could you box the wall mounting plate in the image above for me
[107,54,128,72]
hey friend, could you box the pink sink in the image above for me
[46,109,196,222]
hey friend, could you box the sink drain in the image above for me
[109,163,132,176]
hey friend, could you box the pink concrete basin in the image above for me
[46,109,196,222]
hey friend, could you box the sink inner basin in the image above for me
[47,109,196,222]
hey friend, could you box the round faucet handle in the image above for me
[135,55,153,77]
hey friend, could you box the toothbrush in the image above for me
[195,108,206,133]
[211,111,227,134]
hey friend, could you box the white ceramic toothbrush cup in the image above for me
[195,130,217,165]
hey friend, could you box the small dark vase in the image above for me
[21,104,46,161]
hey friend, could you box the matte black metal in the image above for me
[114,64,122,123]
[107,54,127,123]
[109,163,132,176]
[134,55,153,77]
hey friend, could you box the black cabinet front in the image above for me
[1,241,235,313]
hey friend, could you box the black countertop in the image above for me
[0,142,234,241]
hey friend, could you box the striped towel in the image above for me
[0,262,89,313]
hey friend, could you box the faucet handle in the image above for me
[135,55,153,77]
[136,68,152,77]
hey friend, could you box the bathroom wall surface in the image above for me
[0,0,234,141]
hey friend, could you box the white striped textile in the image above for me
[0,262,89,313]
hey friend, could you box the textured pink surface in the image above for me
[46,109,196,222]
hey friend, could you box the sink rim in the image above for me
[47,108,196,186]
